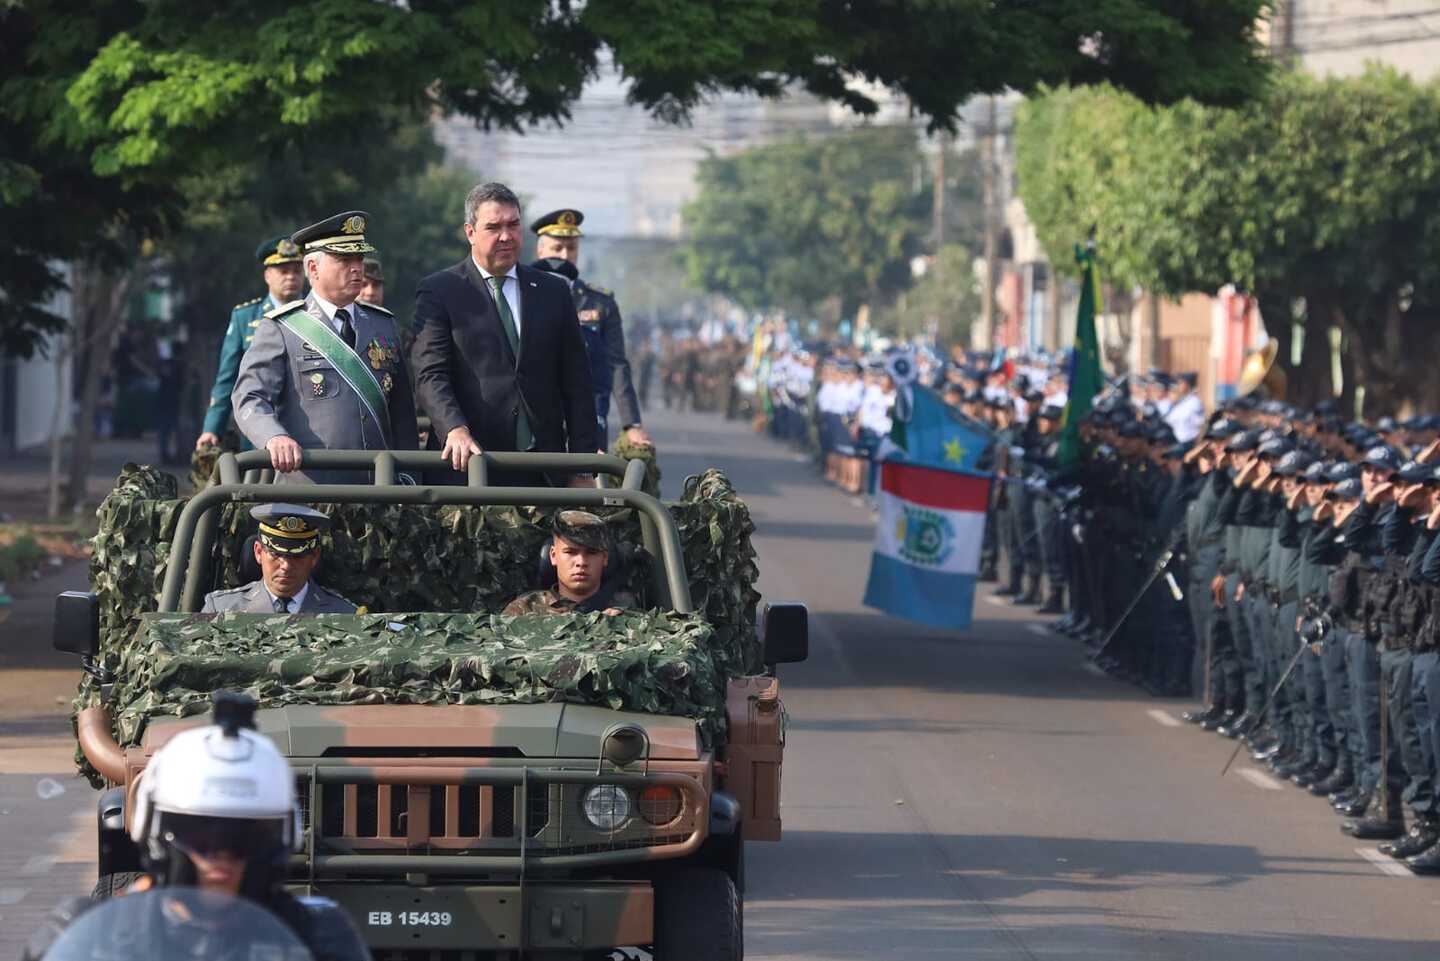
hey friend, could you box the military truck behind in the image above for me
[57,449,807,960]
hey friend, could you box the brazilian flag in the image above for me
[1058,245,1103,469]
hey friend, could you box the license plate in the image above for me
[367,910,455,928]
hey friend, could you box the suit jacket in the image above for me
[410,260,598,464]
[201,579,356,614]
[232,293,419,484]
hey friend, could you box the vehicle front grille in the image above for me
[298,770,702,859]
[306,783,538,845]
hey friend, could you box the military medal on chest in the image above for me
[366,336,396,370]
[310,371,328,397]
[380,371,394,394]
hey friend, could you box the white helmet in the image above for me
[131,693,300,894]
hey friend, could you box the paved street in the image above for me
[3,408,1439,958]
[652,406,1440,960]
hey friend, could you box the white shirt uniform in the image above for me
[859,385,894,435]
[1166,392,1207,443]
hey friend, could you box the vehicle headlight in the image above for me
[581,785,631,831]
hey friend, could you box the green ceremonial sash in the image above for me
[276,307,392,445]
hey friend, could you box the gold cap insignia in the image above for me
[276,515,309,533]
[277,239,300,257]
[558,210,577,227]
[342,215,366,234]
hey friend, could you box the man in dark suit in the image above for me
[410,182,598,486]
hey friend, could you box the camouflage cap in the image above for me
[552,509,609,552]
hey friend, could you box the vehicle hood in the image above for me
[141,703,702,760]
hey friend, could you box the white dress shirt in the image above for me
[1166,392,1207,443]
[310,292,358,337]
[264,581,310,613]
[474,259,523,339]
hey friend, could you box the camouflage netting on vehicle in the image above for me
[74,464,761,783]
[609,435,661,498]
[109,610,725,749]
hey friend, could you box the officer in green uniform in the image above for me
[195,236,305,451]
[529,209,647,447]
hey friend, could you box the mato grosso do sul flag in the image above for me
[863,461,993,630]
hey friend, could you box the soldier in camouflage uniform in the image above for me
[504,510,637,615]
[194,235,305,451]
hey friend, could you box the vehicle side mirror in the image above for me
[761,601,808,665]
[53,591,100,658]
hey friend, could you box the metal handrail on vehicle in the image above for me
[159,449,689,614]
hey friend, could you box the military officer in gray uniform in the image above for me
[529,208,648,446]
[232,211,419,483]
[202,505,356,613]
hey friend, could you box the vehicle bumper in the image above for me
[297,881,653,952]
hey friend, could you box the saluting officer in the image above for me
[202,505,355,613]
[194,236,305,451]
[232,211,419,483]
[528,208,648,446]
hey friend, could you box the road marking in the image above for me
[1027,623,1051,637]
[985,595,1009,607]
[0,889,27,905]
[1238,768,1283,791]
[1146,708,1182,728]
[1356,846,1414,878]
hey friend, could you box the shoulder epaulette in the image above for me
[357,300,394,318]
[263,299,306,320]
[232,296,263,311]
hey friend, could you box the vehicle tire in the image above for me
[652,867,741,961]
[91,872,145,901]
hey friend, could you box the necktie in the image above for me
[336,307,356,349]
[486,275,533,451]
[272,594,289,613]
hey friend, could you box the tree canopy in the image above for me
[1,0,1271,354]
[1014,68,1440,414]
[679,127,929,324]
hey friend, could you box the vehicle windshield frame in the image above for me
[160,449,690,614]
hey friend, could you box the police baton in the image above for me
[1091,528,1185,661]
[1221,641,1309,777]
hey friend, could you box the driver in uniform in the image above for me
[503,510,636,615]
[22,692,371,961]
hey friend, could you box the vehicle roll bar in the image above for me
[160,450,687,614]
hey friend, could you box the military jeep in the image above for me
[56,449,807,960]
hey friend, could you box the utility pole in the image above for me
[932,133,947,252]
[976,96,999,351]
[932,132,948,345]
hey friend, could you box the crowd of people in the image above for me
[1041,392,1440,874]
[707,328,1440,874]
[994,358,1440,874]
